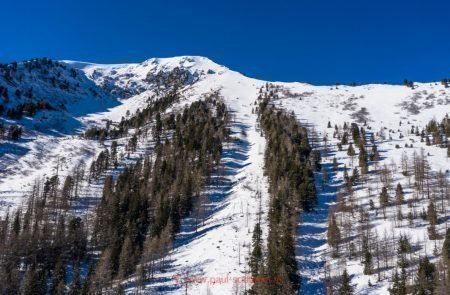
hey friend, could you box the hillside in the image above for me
[0,56,449,295]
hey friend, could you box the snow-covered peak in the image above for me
[67,55,227,81]
[64,56,227,100]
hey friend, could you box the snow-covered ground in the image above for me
[273,82,450,294]
[0,56,449,294]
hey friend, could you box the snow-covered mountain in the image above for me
[0,56,449,294]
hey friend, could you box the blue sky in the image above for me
[1,0,450,84]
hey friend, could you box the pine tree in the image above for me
[363,238,373,275]
[153,112,162,144]
[339,269,354,295]
[351,167,359,184]
[347,143,356,157]
[427,201,438,240]
[93,248,113,292]
[443,228,450,263]
[61,175,74,208]
[23,266,47,295]
[350,123,361,145]
[389,269,407,295]
[81,264,94,295]
[395,183,404,205]
[136,264,146,292]
[51,255,66,294]
[115,284,125,295]
[341,132,348,145]
[327,213,341,257]
[279,220,299,291]
[118,236,135,279]
[379,187,389,205]
[399,234,411,253]
[358,142,368,174]
[69,261,81,295]
[250,222,263,276]
[333,157,338,171]
[370,145,380,161]
[414,257,435,295]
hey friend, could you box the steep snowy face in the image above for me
[0,58,111,110]
[0,58,119,133]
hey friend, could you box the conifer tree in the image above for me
[358,142,368,174]
[339,269,354,295]
[443,229,450,263]
[379,187,389,217]
[69,261,81,295]
[347,143,356,157]
[370,145,380,161]
[250,222,263,277]
[51,255,66,294]
[389,269,407,295]
[362,238,373,275]
[327,213,341,257]
[351,167,359,184]
[414,257,435,295]
[23,266,47,295]
[118,236,135,280]
[333,157,338,171]
[395,183,404,205]
[427,201,438,239]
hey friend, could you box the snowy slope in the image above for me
[137,66,271,295]
[0,56,449,294]
[271,83,450,294]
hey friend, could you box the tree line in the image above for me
[249,83,317,295]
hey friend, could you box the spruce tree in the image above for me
[443,229,450,263]
[347,143,356,157]
[358,143,368,174]
[327,213,341,257]
[395,183,404,205]
[427,201,438,239]
[351,167,359,184]
[23,266,47,295]
[339,269,354,295]
[370,145,380,161]
[414,257,435,295]
[379,187,389,216]
[118,236,135,279]
[250,222,263,277]
[69,261,81,295]
[362,238,373,275]
[51,255,66,294]
[389,269,407,295]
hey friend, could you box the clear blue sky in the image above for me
[1,0,450,85]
